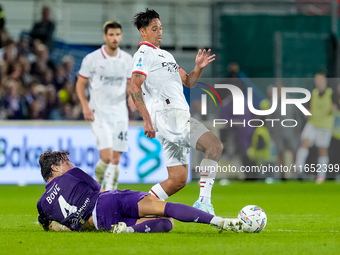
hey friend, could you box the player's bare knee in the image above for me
[173,176,187,190]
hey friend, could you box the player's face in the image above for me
[141,18,162,47]
[104,28,123,50]
[314,74,327,91]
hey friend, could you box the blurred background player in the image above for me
[295,72,337,183]
[76,21,134,190]
[130,9,221,215]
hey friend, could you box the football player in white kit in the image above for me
[76,21,134,190]
[130,9,223,215]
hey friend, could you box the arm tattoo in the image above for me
[131,94,136,104]
[133,91,145,106]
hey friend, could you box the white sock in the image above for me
[317,156,329,179]
[95,159,108,185]
[113,164,120,190]
[198,159,217,204]
[210,216,224,225]
[104,164,118,191]
[149,183,169,201]
[295,147,309,171]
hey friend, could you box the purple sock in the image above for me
[131,218,173,233]
[164,202,214,224]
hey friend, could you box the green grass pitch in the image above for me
[1,181,339,255]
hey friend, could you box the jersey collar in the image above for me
[101,45,121,59]
[139,41,158,49]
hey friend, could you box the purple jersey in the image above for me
[37,168,101,231]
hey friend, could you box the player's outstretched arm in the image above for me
[76,75,94,121]
[126,79,137,112]
[130,73,155,139]
[180,49,215,88]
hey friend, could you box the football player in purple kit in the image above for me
[37,150,243,233]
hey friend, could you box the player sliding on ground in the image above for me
[130,9,222,215]
[37,150,243,233]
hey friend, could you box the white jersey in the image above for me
[78,45,132,119]
[131,42,189,123]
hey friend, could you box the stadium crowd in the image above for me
[0,6,82,121]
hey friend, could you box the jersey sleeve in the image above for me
[37,202,51,231]
[131,48,154,77]
[69,168,101,191]
[78,55,92,79]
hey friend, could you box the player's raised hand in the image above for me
[195,49,216,69]
[144,119,156,139]
[83,104,95,122]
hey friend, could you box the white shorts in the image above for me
[91,117,128,152]
[301,123,332,148]
[155,109,209,167]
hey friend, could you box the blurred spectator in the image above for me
[17,56,34,85]
[30,43,55,82]
[45,84,59,119]
[62,55,76,83]
[0,79,28,119]
[0,4,6,48]
[58,81,73,104]
[29,6,55,52]
[53,65,67,91]
[17,33,32,59]
[24,82,47,119]
[0,39,17,62]
[41,68,54,86]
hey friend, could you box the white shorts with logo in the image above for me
[301,122,332,148]
[154,109,209,167]
[91,116,128,152]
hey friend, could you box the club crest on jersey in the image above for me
[136,57,143,67]
[162,62,179,74]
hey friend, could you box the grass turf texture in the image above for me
[0,181,339,255]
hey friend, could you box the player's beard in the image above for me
[108,42,119,51]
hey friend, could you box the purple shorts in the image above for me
[95,189,149,231]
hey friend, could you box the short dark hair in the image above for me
[133,8,160,30]
[39,150,70,182]
[103,21,122,34]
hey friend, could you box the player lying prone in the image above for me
[37,150,243,233]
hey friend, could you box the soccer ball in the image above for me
[238,205,267,233]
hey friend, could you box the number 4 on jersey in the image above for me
[58,195,77,218]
